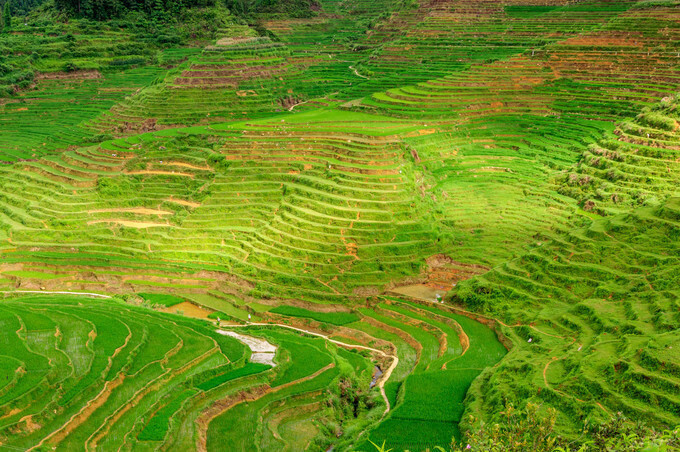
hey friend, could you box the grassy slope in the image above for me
[0,0,679,449]
[0,294,250,449]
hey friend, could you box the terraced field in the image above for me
[1,0,679,450]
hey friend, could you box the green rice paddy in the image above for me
[0,0,678,449]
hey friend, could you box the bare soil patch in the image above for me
[88,208,173,216]
[161,301,214,320]
[559,32,642,47]
[161,161,212,171]
[36,70,102,80]
[215,36,261,46]
[389,254,488,301]
[31,373,126,450]
[87,219,170,228]
[125,170,194,178]
[166,197,201,208]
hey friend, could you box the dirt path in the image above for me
[288,100,310,111]
[223,322,398,416]
[125,170,194,178]
[161,161,211,171]
[315,277,341,295]
[0,290,111,298]
[543,356,559,387]
[86,346,219,450]
[349,66,369,80]
[88,207,173,216]
[216,330,277,366]
[166,197,201,208]
[87,219,170,228]
[28,373,126,451]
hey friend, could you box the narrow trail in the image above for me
[288,100,309,111]
[349,66,369,79]
[222,322,398,416]
[543,356,559,387]
[28,373,126,451]
[543,356,612,417]
[0,290,112,298]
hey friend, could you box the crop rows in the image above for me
[0,294,250,450]
[0,112,445,306]
[450,197,680,437]
[352,4,679,123]
[1,0,679,449]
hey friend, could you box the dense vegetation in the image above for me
[0,0,679,450]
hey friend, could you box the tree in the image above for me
[2,1,10,32]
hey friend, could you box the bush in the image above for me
[372,403,680,452]
[62,61,78,72]
[138,293,185,307]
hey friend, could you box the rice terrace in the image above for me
[0,0,679,450]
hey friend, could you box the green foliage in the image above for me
[1,2,680,451]
[631,0,680,9]
[138,388,198,441]
[3,1,11,31]
[388,404,680,452]
[54,0,215,21]
[196,362,270,391]
[253,0,319,18]
[138,292,185,307]
[268,332,333,386]
[270,305,360,325]
[97,177,135,197]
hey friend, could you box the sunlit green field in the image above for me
[0,0,679,450]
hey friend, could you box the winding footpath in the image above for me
[222,322,398,416]
[2,291,395,415]
[0,290,112,298]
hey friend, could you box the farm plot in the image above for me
[90,32,335,133]
[1,0,679,449]
[204,325,384,452]
[0,111,444,304]
[270,305,360,325]
[560,96,680,215]
[352,2,680,123]
[448,198,680,437]
[0,294,254,451]
[0,66,166,162]
[354,300,507,450]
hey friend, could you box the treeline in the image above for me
[226,0,319,17]
[1,0,320,22]
[1,0,47,17]
[53,0,216,21]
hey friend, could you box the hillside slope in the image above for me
[0,0,679,450]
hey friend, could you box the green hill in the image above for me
[0,0,678,450]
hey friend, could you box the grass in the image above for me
[264,331,334,387]
[1,1,679,450]
[270,305,360,325]
[0,294,252,449]
[138,388,199,441]
[138,292,185,307]
[196,362,271,391]
[357,298,507,450]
